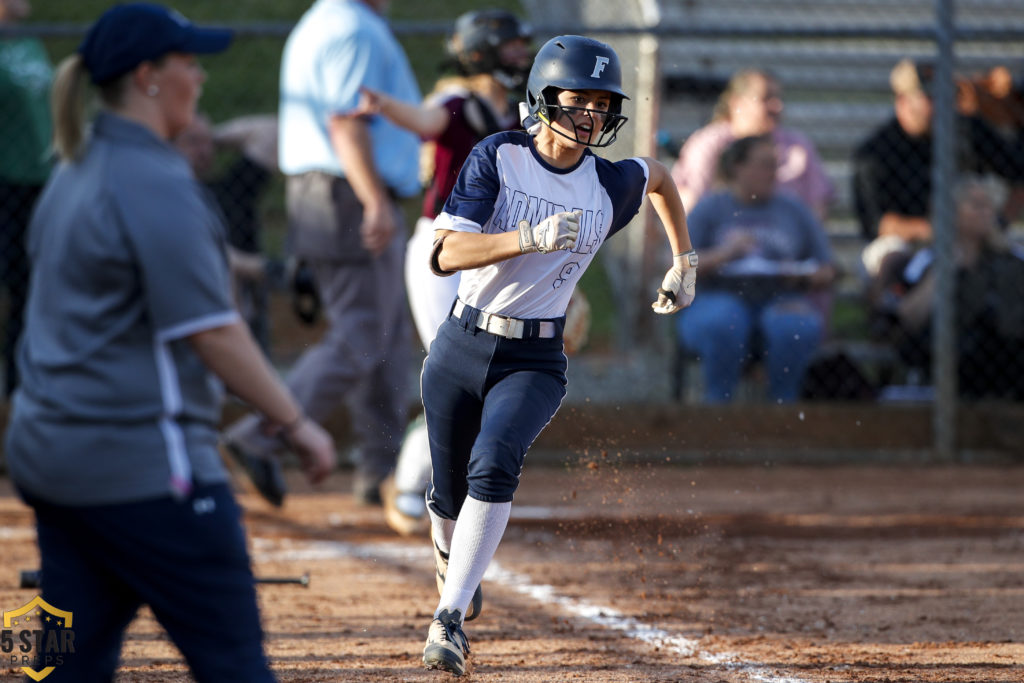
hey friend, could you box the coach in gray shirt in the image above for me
[10,108,241,504]
[3,4,334,681]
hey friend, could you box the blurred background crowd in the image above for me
[2,0,1022,414]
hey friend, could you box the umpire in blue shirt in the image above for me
[223,0,421,507]
[3,4,335,681]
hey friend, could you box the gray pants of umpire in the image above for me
[225,172,411,499]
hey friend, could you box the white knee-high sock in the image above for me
[428,506,457,555]
[437,497,511,619]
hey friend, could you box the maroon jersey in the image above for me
[422,89,519,219]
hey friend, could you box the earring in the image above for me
[147,85,159,97]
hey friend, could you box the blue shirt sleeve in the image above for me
[319,12,419,118]
[320,26,378,114]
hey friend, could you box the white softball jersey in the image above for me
[433,130,650,320]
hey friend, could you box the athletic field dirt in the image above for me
[2,460,1023,682]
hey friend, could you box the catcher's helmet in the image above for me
[447,10,532,89]
[525,35,629,148]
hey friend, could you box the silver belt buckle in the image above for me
[492,314,518,339]
[483,312,520,339]
[505,317,523,339]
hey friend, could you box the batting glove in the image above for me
[652,250,698,314]
[519,210,581,254]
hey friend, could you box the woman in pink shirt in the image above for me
[671,69,835,221]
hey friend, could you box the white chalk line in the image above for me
[0,525,35,541]
[252,534,812,683]
[4,519,810,681]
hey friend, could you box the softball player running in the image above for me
[418,35,698,675]
[350,10,532,536]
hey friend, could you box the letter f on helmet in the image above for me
[591,56,609,78]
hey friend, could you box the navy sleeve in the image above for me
[439,133,508,226]
[596,157,648,239]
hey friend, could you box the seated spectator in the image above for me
[175,113,277,350]
[956,64,1024,223]
[676,135,837,403]
[853,59,1024,279]
[956,65,1024,136]
[671,68,834,221]
[894,176,1024,399]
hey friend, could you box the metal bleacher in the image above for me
[650,0,1024,398]
[654,0,1024,304]
[656,0,1024,234]
[657,0,1024,28]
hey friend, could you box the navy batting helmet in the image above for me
[525,35,629,147]
[447,10,532,89]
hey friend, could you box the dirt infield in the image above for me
[2,460,1024,682]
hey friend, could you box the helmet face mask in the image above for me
[492,54,532,92]
[448,10,532,90]
[533,87,628,148]
[525,35,630,148]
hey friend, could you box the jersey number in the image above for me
[553,261,581,289]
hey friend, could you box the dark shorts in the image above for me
[421,301,567,516]
[21,483,274,682]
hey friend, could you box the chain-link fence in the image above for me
[524,2,1024,434]
[2,1,1023,456]
[642,0,1023,462]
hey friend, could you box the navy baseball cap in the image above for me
[78,3,233,84]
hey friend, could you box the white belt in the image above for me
[452,300,558,340]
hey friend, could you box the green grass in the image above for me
[29,1,527,119]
